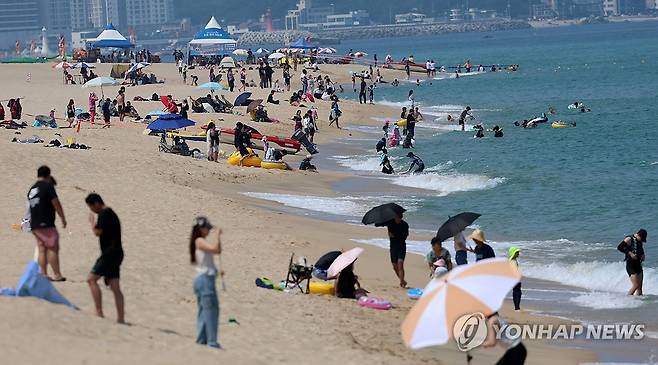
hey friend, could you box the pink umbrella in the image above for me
[327,247,364,279]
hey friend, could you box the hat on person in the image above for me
[193,216,213,229]
[637,229,647,243]
[433,258,446,267]
[508,247,521,260]
[469,229,486,243]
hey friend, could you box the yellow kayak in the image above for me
[227,149,262,167]
[551,121,574,129]
[166,130,206,141]
[260,160,289,170]
[309,281,335,295]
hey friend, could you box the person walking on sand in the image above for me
[85,193,125,323]
[28,166,67,281]
[206,122,220,162]
[190,216,223,349]
[88,92,98,126]
[102,98,111,128]
[359,77,367,104]
[509,247,522,310]
[618,229,647,296]
[469,229,495,261]
[387,212,409,288]
[329,96,341,129]
[66,99,76,129]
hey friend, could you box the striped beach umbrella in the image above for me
[401,258,521,350]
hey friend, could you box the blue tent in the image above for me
[289,37,318,50]
[0,261,77,309]
[188,17,237,57]
[92,24,133,48]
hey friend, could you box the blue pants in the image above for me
[193,274,220,348]
[455,250,468,265]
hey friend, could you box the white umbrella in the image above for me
[354,51,368,58]
[327,248,364,279]
[82,77,118,97]
[71,62,95,69]
[127,62,150,74]
[219,56,236,69]
[52,61,72,69]
[401,258,521,350]
[232,49,248,56]
[268,52,286,60]
[255,47,270,54]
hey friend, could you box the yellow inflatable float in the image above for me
[260,160,289,170]
[227,149,262,167]
[394,118,407,128]
[309,281,335,295]
[551,121,575,129]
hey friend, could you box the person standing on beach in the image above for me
[116,87,126,122]
[85,193,125,323]
[239,68,247,91]
[329,96,341,129]
[102,98,111,128]
[66,99,76,129]
[618,229,647,296]
[190,217,223,349]
[351,73,356,92]
[509,247,522,310]
[454,231,469,265]
[387,212,409,288]
[359,77,367,104]
[28,165,67,281]
[458,106,472,131]
[88,92,98,126]
[227,68,235,92]
[469,229,495,261]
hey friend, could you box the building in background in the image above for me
[603,0,620,14]
[70,0,92,30]
[619,0,646,12]
[90,0,126,29]
[285,0,335,30]
[125,0,175,27]
[0,0,72,52]
[395,13,429,23]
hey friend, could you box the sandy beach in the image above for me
[0,62,598,364]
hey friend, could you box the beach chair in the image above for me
[285,253,313,294]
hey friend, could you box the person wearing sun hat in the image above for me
[508,246,522,310]
[469,229,495,262]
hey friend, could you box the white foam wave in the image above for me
[570,292,645,310]
[392,173,505,196]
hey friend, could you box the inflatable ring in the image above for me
[227,148,262,167]
[309,281,335,295]
[260,160,289,170]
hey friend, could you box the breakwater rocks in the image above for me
[237,21,530,46]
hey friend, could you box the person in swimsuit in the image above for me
[458,106,472,131]
[618,229,647,296]
[387,213,409,288]
[405,152,425,174]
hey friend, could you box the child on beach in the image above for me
[509,247,522,310]
[189,217,223,349]
[426,237,453,276]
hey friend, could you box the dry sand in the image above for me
[0,62,597,364]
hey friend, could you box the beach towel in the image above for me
[0,261,77,309]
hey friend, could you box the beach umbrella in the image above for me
[327,248,364,279]
[52,61,71,69]
[82,77,117,98]
[435,212,481,242]
[197,82,224,93]
[401,258,521,350]
[353,52,368,58]
[255,47,270,55]
[146,110,166,117]
[232,49,248,56]
[71,62,95,69]
[234,92,252,107]
[362,203,406,227]
[219,56,236,68]
[268,52,285,60]
[127,62,149,74]
[147,113,195,131]
[246,99,263,114]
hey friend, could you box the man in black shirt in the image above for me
[387,213,409,288]
[27,165,67,281]
[469,229,495,261]
[85,193,125,323]
[359,77,367,104]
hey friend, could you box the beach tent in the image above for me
[92,24,133,48]
[187,17,237,60]
[289,37,318,50]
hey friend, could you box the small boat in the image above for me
[219,128,301,154]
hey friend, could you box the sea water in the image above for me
[247,23,658,323]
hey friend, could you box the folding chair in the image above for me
[285,253,313,293]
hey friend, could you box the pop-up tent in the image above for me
[188,17,237,60]
[92,23,133,48]
[289,37,318,50]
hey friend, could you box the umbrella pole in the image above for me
[466,352,473,364]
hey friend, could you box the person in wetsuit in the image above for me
[617,229,647,296]
[405,152,425,174]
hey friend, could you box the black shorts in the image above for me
[238,146,249,157]
[390,243,406,263]
[458,119,465,125]
[626,260,643,276]
[92,251,124,281]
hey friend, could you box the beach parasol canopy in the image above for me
[147,114,195,131]
[327,248,364,279]
[246,99,263,113]
[319,47,337,54]
[234,92,252,107]
[197,82,224,93]
[232,48,248,56]
[289,36,318,50]
[401,258,521,350]
[435,212,481,242]
[146,110,167,117]
[254,47,270,55]
[127,62,149,74]
[53,61,72,69]
[268,52,286,60]
[71,62,95,69]
[353,51,368,58]
[92,24,133,48]
[82,77,117,97]
[362,203,406,227]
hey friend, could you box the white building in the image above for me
[395,13,428,24]
[70,0,92,30]
[125,0,175,27]
[90,0,124,28]
[603,0,620,14]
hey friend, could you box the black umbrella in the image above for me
[436,212,481,242]
[362,203,406,227]
[234,92,252,107]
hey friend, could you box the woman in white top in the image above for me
[189,216,223,349]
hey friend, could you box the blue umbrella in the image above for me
[146,109,166,117]
[234,92,252,107]
[147,114,195,131]
[197,82,224,93]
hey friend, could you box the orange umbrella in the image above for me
[327,247,363,279]
[401,258,520,350]
[246,99,263,114]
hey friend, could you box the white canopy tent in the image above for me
[187,17,237,62]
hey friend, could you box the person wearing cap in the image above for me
[27,165,67,282]
[469,229,495,261]
[508,247,522,310]
[426,237,453,276]
[404,152,425,174]
[618,229,647,296]
[85,193,124,323]
[189,216,224,348]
